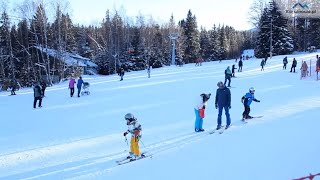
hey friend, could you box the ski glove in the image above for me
[257,100,260,102]
[123,132,128,136]
[215,104,218,109]
[229,106,231,109]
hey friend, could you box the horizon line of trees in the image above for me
[1,0,255,88]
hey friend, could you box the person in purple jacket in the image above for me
[69,77,76,97]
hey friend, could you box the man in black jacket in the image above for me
[215,81,231,130]
[33,82,43,108]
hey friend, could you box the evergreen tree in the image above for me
[208,25,219,60]
[269,0,294,55]
[180,10,200,64]
[199,27,210,60]
[255,7,271,58]
[308,18,320,48]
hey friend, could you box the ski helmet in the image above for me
[124,113,135,121]
[249,87,255,94]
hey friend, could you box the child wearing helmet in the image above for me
[241,87,260,120]
[194,93,211,132]
[123,113,143,159]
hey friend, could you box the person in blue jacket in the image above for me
[241,87,260,120]
[215,81,231,130]
[77,76,84,97]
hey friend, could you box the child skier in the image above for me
[123,113,144,159]
[194,93,211,132]
[241,87,260,120]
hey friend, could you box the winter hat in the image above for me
[201,93,211,102]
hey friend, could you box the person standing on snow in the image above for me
[41,80,47,97]
[300,61,308,78]
[194,93,211,132]
[241,87,260,120]
[231,64,237,77]
[238,59,243,72]
[77,76,84,97]
[123,113,144,160]
[33,82,43,109]
[224,66,232,87]
[120,68,125,81]
[69,77,76,97]
[215,81,231,130]
[283,56,288,70]
[260,59,265,71]
[290,58,297,73]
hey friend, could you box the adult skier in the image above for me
[290,58,297,73]
[194,93,211,132]
[260,59,265,71]
[215,81,231,130]
[241,87,260,120]
[238,59,243,72]
[283,56,288,70]
[123,113,144,159]
[33,82,43,108]
[224,66,232,87]
[69,77,76,97]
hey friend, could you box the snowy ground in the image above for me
[1,52,320,180]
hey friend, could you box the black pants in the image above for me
[283,64,287,69]
[11,89,16,95]
[238,66,242,72]
[242,105,251,119]
[34,97,42,108]
[224,77,231,87]
[42,88,46,96]
[290,66,296,72]
[70,88,74,97]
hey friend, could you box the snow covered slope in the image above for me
[0,52,319,180]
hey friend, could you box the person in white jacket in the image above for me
[194,93,211,132]
[123,113,144,159]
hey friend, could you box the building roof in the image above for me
[34,46,97,67]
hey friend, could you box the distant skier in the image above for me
[77,76,84,97]
[194,93,211,132]
[238,59,243,72]
[33,82,43,109]
[300,61,308,79]
[215,81,231,130]
[290,58,297,73]
[69,77,76,97]
[316,55,320,79]
[120,68,125,81]
[264,56,268,64]
[10,79,17,95]
[260,59,265,71]
[283,56,288,70]
[241,87,260,120]
[224,66,232,87]
[123,113,144,160]
[147,65,151,78]
[231,64,237,77]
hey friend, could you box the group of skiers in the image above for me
[194,82,260,132]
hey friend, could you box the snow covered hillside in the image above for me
[0,52,320,180]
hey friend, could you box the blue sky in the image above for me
[7,0,255,30]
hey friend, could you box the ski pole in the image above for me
[140,139,146,148]
[125,136,129,146]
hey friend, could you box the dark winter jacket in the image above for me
[292,59,297,67]
[232,65,237,73]
[225,67,232,79]
[215,86,231,107]
[283,57,288,64]
[77,79,84,89]
[34,85,43,98]
[260,60,265,66]
[238,60,243,67]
